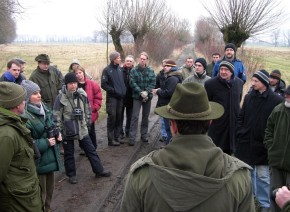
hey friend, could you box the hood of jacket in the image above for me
[0,107,32,143]
[130,134,251,211]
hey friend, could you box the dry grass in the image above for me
[0,43,116,83]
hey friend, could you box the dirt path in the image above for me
[51,96,163,212]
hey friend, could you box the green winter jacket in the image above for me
[53,86,91,140]
[121,134,255,212]
[0,107,43,211]
[22,102,62,175]
[129,64,156,100]
[264,103,290,171]
[29,66,63,109]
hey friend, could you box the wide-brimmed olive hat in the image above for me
[35,54,51,63]
[154,82,224,120]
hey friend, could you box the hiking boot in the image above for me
[69,176,78,184]
[95,170,111,178]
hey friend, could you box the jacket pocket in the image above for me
[63,120,79,137]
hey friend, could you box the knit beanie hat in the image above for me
[164,60,176,67]
[224,43,236,52]
[219,61,234,74]
[71,58,80,65]
[253,69,269,87]
[21,80,40,102]
[195,58,207,70]
[109,51,120,62]
[0,82,26,109]
[270,70,281,80]
[65,72,78,84]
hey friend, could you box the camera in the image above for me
[271,185,290,201]
[71,107,83,120]
[46,125,60,140]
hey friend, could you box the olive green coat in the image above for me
[0,107,43,211]
[121,134,255,212]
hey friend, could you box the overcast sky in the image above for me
[16,0,290,39]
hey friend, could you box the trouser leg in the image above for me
[63,139,76,177]
[120,106,125,136]
[125,106,133,136]
[38,174,47,210]
[80,136,104,174]
[255,165,270,209]
[129,99,142,143]
[163,118,172,145]
[45,172,54,211]
[140,99,151,140]
[89,122,97,149]
[114,98,123,140]
[106,97,117,141]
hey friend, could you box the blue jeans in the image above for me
[251,165,270,209]
[163,118,172,145]
[160,118,167,138]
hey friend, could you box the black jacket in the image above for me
[235,88,283,165]
[121,65,133,107]
[101,62,126,99]
[204,76,244,153]
[156,67,182,107]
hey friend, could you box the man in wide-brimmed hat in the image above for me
[29,54,64,109]
[121,82,255,212]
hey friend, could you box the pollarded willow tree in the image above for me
[202,0,285,47]
[126,0,170,54]
[98,0,129,60]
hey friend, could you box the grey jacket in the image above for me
[53,86,91,140]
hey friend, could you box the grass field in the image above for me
[0,43,115,83]
[246,46,290,85]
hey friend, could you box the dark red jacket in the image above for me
[84,79,102,123]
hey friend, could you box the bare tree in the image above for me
[271,29,280,47]
[126,0,170,54]
[0,0,23,17]
[283,30,290,47]
[202,0,285,47]
[194,17,224,60]
[0,0,22,44]
[98,0,129,60]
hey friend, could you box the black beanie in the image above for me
[195,58,207,70]
[270,70,281,80]
[224,43,236,52]
[65,72,78,84]
[253,69,269,87]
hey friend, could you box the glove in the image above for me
[142,96,148,102]
[140,91,148,98]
